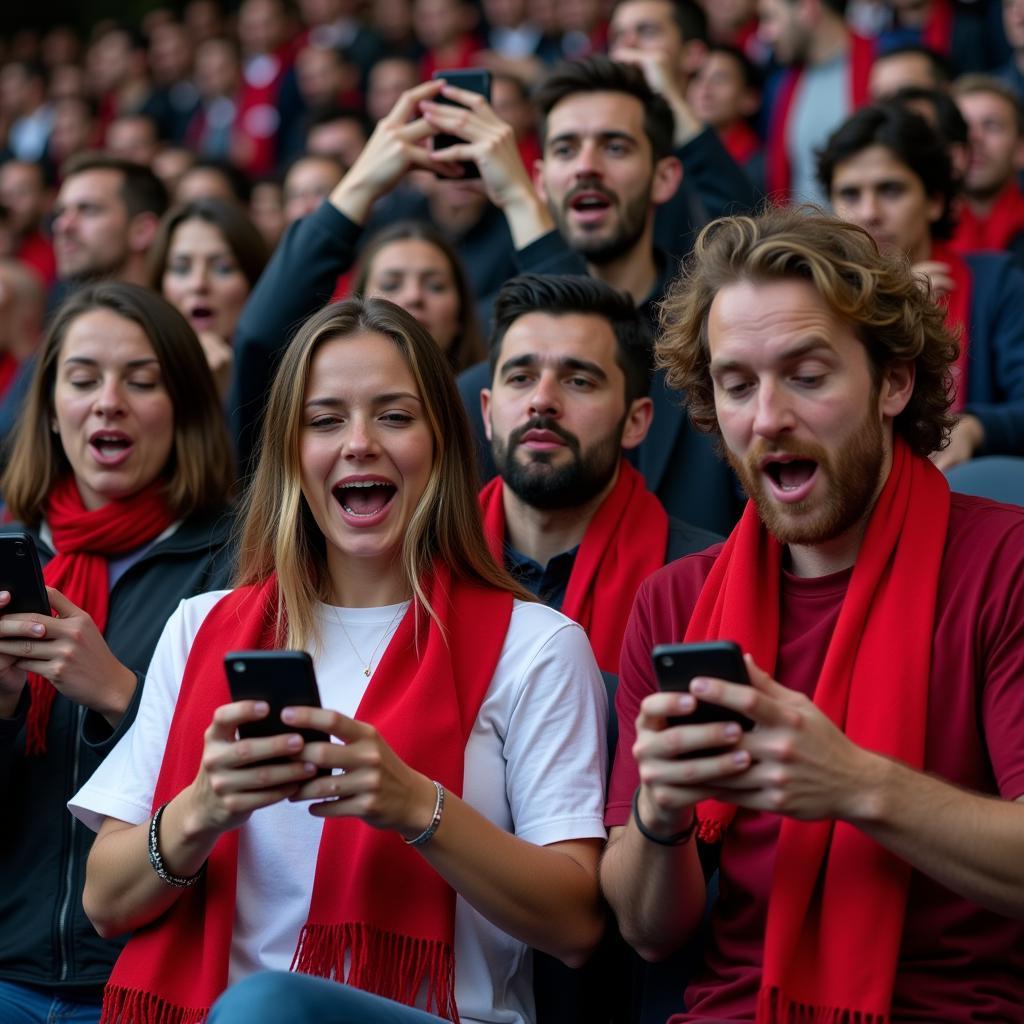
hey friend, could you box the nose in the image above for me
[54,207,76,236]
[344,413,378,460]
[573,139,603,180]
[852,191,882,227]
[94,375,126,417]
[396,279,425,311]
[528,370,561,419]
[751,378,795,440]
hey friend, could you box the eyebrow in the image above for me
[304,392,424,409]
[710,339,835,375]
[62,357,161,369]
[498,353,609,381]
[546,130,638,147]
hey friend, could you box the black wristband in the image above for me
[631,787,698,847]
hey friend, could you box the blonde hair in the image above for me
[234,296,530,650]
[658,207,958,456]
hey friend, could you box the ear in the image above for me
[878,360,915,420]
[480,387,493,443]
[681,40,708,80]
[739,88,760,119]
[128,211,159,255]
[620,395,654,450]
[651,155,683,207]
[1014,136,1024,172]
[532,157,548,203]
[925,191,944,230]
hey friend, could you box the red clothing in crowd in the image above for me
[15,230,56,286]
[952,181,1024,255]
[607,493,1024,1022]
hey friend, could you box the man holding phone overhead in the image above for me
[599,207,1024,1022]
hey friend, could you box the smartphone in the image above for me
[430,68,492,179]
[0,533,50,616]
[224,651,332,771]
[652,641,754,756]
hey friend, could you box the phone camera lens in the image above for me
[233,661,246,673]
[661,656,674,668]
[14,542,25,556]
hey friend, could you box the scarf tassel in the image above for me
[292,921,460,1023]
[758,986,891,1024]
[24,677,56,756]
[101,984,208,1024]
[696,816,725,844]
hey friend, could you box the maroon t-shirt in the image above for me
[606,494,1024,1022]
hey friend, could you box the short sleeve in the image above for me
[501,612,608,848]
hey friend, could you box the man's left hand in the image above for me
[687,655,881,822]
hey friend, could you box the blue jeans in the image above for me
[0,981,102,1024]
[209,973,445,1024]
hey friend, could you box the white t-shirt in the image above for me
[70,592,608,1024]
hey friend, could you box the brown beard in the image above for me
[725,403,887,546]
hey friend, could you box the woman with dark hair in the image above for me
[149,197,269,398]
[73,297,607,1024]
[354,220,485,374]
[0,283,235,1023]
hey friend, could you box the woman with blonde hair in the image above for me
[0,282,234,1023]
[73,297,608,1024]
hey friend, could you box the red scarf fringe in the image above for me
[292,922,459,1022]
[758,987,890,1023]
[101,986,208,1024]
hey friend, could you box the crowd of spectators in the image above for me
[0,0,1023,1022]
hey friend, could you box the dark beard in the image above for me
[491,415,624,511]
[549,186,650,266]
[726,404,886,546]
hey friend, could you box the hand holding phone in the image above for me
[652,641,754,758]
[224,651,331,772]
[430,68,492,178]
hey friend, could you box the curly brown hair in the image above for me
[657,207,959,456]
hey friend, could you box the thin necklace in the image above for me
[337,603,407,677]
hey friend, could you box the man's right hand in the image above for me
[0,590,32,718]
[331,80,455,226]
[420,83,555,249]
[632,689,751,837]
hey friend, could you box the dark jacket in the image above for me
[0,510,233,993]
[962,252,1024,456]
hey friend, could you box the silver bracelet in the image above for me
[405,781,445,848]
[147,802,206,888]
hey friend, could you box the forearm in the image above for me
[83,784,221,937]
[600,815,706,962]
[501,188,555,251]
[415,790,604,967]
[848,754,1024,918]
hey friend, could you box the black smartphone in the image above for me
[0,533,50,616]
[652,641,754,756]
[224,651,332,770]
[430,68,492,179]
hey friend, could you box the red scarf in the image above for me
[921,0,954,56]
[719,121,761,166]
[478,460,667,673]
[766,33,873,202]
[929,241,973,414]
[0,351,18,403]
[684,439,950,1023]
[952,182,1024,255]
[101,568,513,1024]
[25,476,175,755]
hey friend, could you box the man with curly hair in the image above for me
[599,207,1024,1023]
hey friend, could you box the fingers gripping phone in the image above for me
[0,533,50,616]
[224,651,331,771]
[430,68,492,178]
[652,641,755,757]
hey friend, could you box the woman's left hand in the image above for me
[0,586,137,726]
[281,706,438,840]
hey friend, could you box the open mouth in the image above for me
[760,456,819,503]
[89,431,133,463]
[332,479,398,518]
[187,305,216,327]
[567,188,614,221]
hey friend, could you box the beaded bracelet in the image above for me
[405,781,445,848]
[147,802,206,888]
[631,787,698,847]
